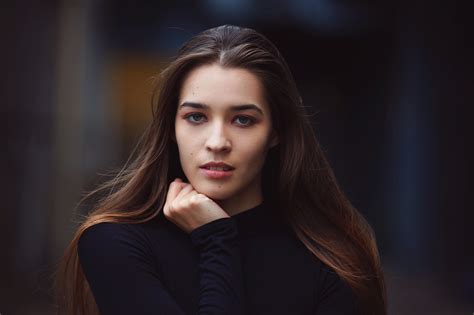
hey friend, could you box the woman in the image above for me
[55,24,386,314]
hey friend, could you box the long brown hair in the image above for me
[54,24,386,314]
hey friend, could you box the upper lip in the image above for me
[200,161,235,170]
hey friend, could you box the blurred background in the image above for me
[2,0,473,314]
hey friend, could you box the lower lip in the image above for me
[200,167,234,179]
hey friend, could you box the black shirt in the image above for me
[78,199,359,314]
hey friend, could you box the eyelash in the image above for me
[183,113,257,127]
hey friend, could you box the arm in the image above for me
[78,222,187,315]
[78,219,245,315]
[313,264,359,315]
[190,217,246,314]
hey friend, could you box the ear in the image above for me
[268,129,279,149]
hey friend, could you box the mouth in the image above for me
[199,166,234,179]
[200,165,234,171]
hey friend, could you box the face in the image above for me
[174,63,279,210]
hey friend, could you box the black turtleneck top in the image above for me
[78,199,359,315]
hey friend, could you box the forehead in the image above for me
[178,63,269,113]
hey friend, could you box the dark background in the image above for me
[2,0,473,314]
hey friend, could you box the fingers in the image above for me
[174,183,195,204]
[166,178,185,204]
[165,178,198,212]
[164,178,188,215]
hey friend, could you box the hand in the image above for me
[163,178,231,233]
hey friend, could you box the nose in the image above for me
[205,121,231,153]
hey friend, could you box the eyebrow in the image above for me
[179,102,264,116]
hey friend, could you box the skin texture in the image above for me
[163,178,230,234]
[165,63,279,233]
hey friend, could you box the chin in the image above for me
[192,180,236,200]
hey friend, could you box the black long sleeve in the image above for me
[189,218,246,314]
[77,200,360,314]
[313,264,359,314]
[78,218,245,315]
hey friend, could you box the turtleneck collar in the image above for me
[231,199,287,236]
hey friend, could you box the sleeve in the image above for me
[313,264,359,315]
[190,217,246,315]
[78,222,187,315]
[78,219,246,315]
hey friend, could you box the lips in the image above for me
[200,165,234,171]
[200,162,235,171]
[200,165,234,179]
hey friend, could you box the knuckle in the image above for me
[171,200,179,210]
[168,202,179,216]
[182,199,191,209]
[189,194,200,205]
[163,206,170,218]
[196,194,209,202]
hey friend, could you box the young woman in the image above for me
[55,24,386,314]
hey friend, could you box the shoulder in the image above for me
[79,221,144,246]
[314,262,359,313]
[317,263,352,293]
[77,222,154,265]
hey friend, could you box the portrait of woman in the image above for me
[55,24,386,314]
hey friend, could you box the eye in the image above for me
[183,113,256,127]
[234,116,256,126]
[184,113,205,123]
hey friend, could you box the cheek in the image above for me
[175,136,199,172]
[236,136,269,167]
[175,123,197,152]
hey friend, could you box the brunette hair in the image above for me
[54,24,386,314]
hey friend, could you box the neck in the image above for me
[215,174,263,216]
[219,198,263,216]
